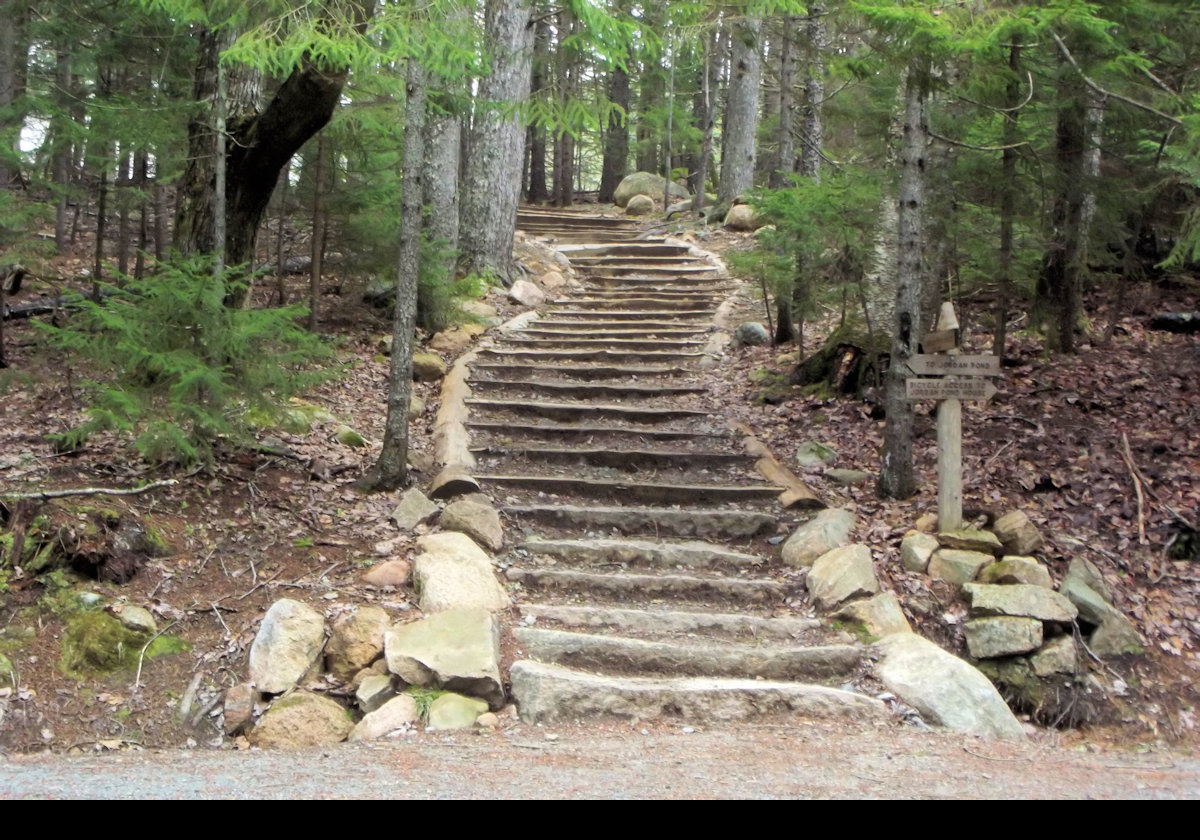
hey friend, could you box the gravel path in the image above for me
[3,720,1196,799]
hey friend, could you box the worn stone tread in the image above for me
[509,661,885,724]
[469,379,707,398]
[518,604,822,640]
[517,537,763,569]
[474,447,746,470]
[504,567,789,603]
[503,503,777,538]
[465,398,711,422]
[466,421,732,442]
[479,475,782,503]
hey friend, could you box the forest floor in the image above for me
[0,212,1197,788]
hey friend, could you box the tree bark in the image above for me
[877,62,930,501]
[52,47,71,251]
[308,131,329,332]
[993,41,1021,359]
[598,63,629,203]
[770,18,797,190]
[424,96,462,257]
[526,14,550,203]
[374,58,426,491]
[718,14,761,203]
[458,0,534,281]
[691,29,721,212]
[799,4,825,181]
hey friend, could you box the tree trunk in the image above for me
[993,41,1021,359]
[424,97,461,257]
[877,62,930,501]
[718,15,761,202]
[117,147,132,277]
[134,149,148,280]
[94,167,108,298]
[52,48,71,250]
[799,4,825,181]
[526,14,550,203]
[691,29,721,213]
[308,131,329,332]
[374,58,426,491]
[0,0,21,190]
[458,0,533,281]
[598,63,629,203]
[770,18,797,190]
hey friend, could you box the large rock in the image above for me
[993,510,1045,556]
[734,322,770,346]
[938,528,1003,555]
[427,693,490,730]
[873,634,1025,739]
[362,559,411,588]
[613,171,688,208]
[978,556,1053,588]
[1031,635,1078,676]
[724,203,763,231]
[833,592,911,638]
[795,441,839,469]
[223,683,259,736]
[355,673,397,713]
[965,617,1044,659]
[412,532,510,614]
[927,549,992,586]
[460,299,498,321]
[782,508,855,568]
[349,694,419,741]
[249,691,353,749]
[540,270,567,290]
[1064,557,1112,604]
[439,496,504,552]
[248,599,327,695]
[508,279,545,307]
[412,352,448,381]
[1089,613,1144,657]
[384,607,504,709]
[391,487,439,531]
[806,544,879,611]
[325,606,391,681]
[962,583,1078,623]
[625,194,655,216]
[900,530,939,574]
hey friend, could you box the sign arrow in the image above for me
[906,377,998,401]
[906,354,1001,376]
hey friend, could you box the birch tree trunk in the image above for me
[877,62,931,500]
[458,0,534,281]
[718,14,762,203]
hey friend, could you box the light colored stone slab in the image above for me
[349,694,419,741]
[993,510,1045,555]
[782,508,855,568]
[979,556,1053,588]
[412,532,509,614]
[391,487,439,531]
[326,606,390,681]
[965,617,1044,659]
[249,691,353,749]
[806,543,879,611]
[384,607,504,709]
[938,528,1003,555]
[900,530,938,574]
[427,693,490,730]
[355,674,397,713]
[873,634,1025,740]
[962,583,1078,623]
[833,592,911,638]
[1031,635,1078,676]
[928,549,992,586]
[440,496,504,552]
[248,599,327,695]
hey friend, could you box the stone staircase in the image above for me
[468,207,886,724]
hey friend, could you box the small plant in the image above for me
[39,256,335,466]
[405,686,446,724]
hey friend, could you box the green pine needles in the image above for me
[41,257,335,466]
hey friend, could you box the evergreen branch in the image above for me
[1051,32,1182,128]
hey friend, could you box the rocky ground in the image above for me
[0,202,1197,794]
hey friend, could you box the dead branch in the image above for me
[929,130,1031,153]
[1052,33,1183,127]
[1119,434,1148,545]
[2,479,178,501]
[132,620,179,692]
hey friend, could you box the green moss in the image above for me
[0,653,13,685]
[59,612,188,679]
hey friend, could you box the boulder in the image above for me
[325,606,391,681]
[427,693,490,731]
[355,673,397,713]
[391,487,439,531]
[806,544,879,611]
[833,592,911,638]
[223,683,259,736]
[384,608,504,709]
[248,599,327,695]
[927,549,992,586]
[625,194,655,215]
[539,270,567,290]
[412,352,448,381]
[1064,557,1112,604]
[900,530,939,574]
[439,496,504,552]
[979,556,1053,588]
[408,394,425,421]
[111,604,157,635]
[961,583,1078,623]
[914,512,939,532]
[733,322,770,346]
[965,617,1044,659]
[795,441,839,469]
[509,279,546,307]
[333,424,366,448]
[724,203,763,231]
[429,327,476,355]
[938,528,1004,555]
[1031,635,1078,677]
[460,299,499,321]
[613,171,688,208]
[1089,613,1144,657]
[825,468,871,485]
[781,507,855,568]
[249,691,353,749]
[362,559,411,588]
[993,510,1045,556]
[412,532,510,614]
[873,633,1025,739]
[349,694,420,741]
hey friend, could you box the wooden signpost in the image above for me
[906,303,1000,532]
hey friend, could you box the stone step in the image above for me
[464,398,711,423]
[524,229,644,242]
[514,628,863,683]
[473,447,745,470]
[563,297,719,311]
[504,567,790,605]
[582,265,720,277]
[479,475,781,504]
[516,537,762,570]
[546,309,713,321]
[466,421,734,443]
[519,326,709,339]
[518,604,822,641]
[517,213,637,230]
[573,287,731,298]
[558,243,689,258]
[469,362,690,380]
[509,661,886,724]
[468,379,705,400]
[476,347,705,363]
[502,504,778,539]
[497,336,706,351]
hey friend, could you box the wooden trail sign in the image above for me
[906,377,998,401]
[906,354,1000,377]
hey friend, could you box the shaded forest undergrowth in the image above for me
[0,226,1197,754]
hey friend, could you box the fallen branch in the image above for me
[132,620,179,692]
[1119,434,1148,545]
[2,479,178,501]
